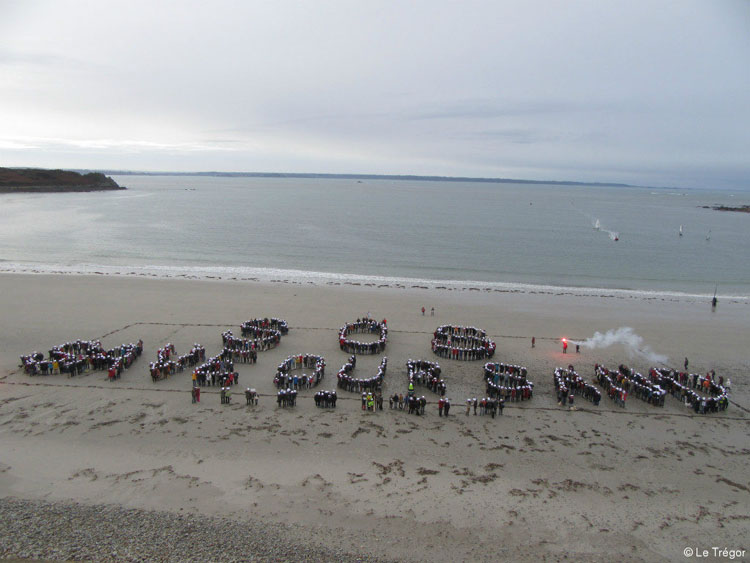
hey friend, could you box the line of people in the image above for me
[220,331,259,363]
[241,317,288,335]
[274,354,326,389]
[649,367,729,414]
[336,355,388,393]
[465,397,504,417]
[553,366,601,407]
[339,319,388,355]
[314,390,337,408]
[191,353,237,388]
[431,325,496,360]
[149,343,205,382]
[20,339,142,379]
[483,362,534,402]
[277,388,298,407]
[595,364,666,408]
[237,318,285,351]
[406,359,445,396]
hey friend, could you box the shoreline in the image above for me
[0,184,126,193]
[1,273,747,562]
[0,265,746,303]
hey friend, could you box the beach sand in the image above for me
[0,274,748,562]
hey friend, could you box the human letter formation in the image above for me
[483,362,534,402]
[20,339,143,378]
[150,343,206,381]
[553,366,601,406]
[339,319,388,354]
[337,355,388,392]
[221,331,259,363]
[406,359,445,396]
[238,317,288,350]
[274,354,326,389]
[431,325,496,360]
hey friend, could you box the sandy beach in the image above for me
[1,273,748,562]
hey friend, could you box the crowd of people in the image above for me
[220,331,259,363]
[336,355,388,393]
[149,343,206,382]
[595,364,666,408]
[20,339,143,379]
[406,359,445,396]
[402,394,427,415]
[314,390,337,408]
[464,397,504,417]
[483,362,534,402]
[191,353,237,388]
[650,367,729,414]
[431,325,496,360]
[277,388,298,407]
[553,366,601,407]
[274,354,326,389]
[338,318,388,355]
[239,318,287,350]
[360,391,384,411]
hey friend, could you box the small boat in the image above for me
[706,230,711,241]
[679,225,683,237]
[594,219,601,230]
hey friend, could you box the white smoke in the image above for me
[571,327,668,365]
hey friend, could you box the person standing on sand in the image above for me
[422,307,425,316]
[444,399,450,416]
[562,340,568,354]
[684,357,689,371]
[431,307,434,316]
[531,337,535,348]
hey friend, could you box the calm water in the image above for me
[0,175,748,297]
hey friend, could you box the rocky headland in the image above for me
[0,167,124,193]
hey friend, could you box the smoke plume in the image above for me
[571,327,668,365]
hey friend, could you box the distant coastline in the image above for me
[0,167,124,193]
[96,169,640,188]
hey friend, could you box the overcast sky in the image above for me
[1,0,748,188]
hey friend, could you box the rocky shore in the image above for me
[0,497,387,563]
[712,204,750,213]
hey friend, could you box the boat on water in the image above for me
[679,225,683,237]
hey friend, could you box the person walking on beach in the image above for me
[430,307,434,316]
[684,357,689,371]
[422,307,425,316]
[562,339,568,354]
[531,337,535,349]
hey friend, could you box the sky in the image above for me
[1,0,748,189]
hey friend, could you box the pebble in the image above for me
[0,497,389,562]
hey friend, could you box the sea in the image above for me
[0,175,748,300]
